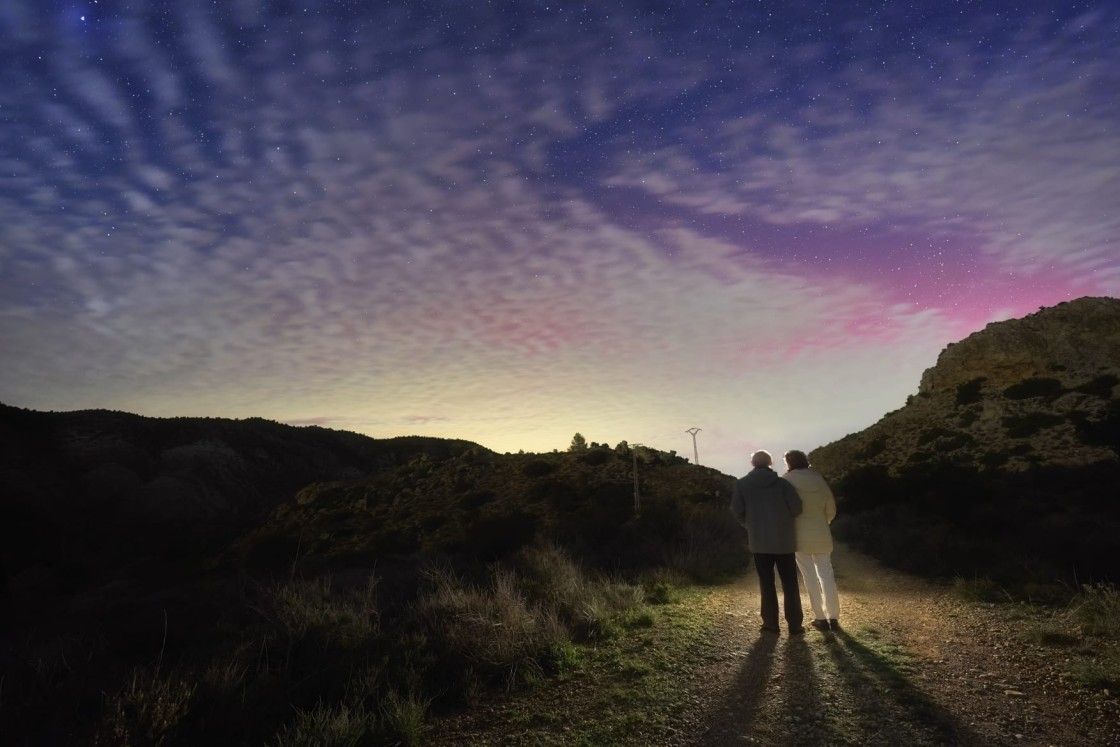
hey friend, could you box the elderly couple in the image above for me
[730,449,839,635]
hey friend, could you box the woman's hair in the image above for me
[783,449,810,470]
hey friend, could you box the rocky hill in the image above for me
[806,296,1120,590]
[812,297,1120,482]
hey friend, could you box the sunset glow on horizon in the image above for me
[1,1,1117,475]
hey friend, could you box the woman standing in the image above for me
[783,450,840,631]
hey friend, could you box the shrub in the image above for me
[457,490,494,510]
[522,460,555,478]
[857,435,888,459]
[515,543,645,638]
[271,701,375,747]
[268,574,381,648]
[96,666,196,747]
[1071,401,1120,450]
[1072,583,1120,639]
[1003,377,1065,401]
[380,691,430,746]
[917,427,974,450]
[415,564,569,687]
[979,451,1010,469]
[1074,374,1119,399]
[952,576,1007,603]
[1002,412,1064,438]
[580,448,612,466]
[955,377,987,406]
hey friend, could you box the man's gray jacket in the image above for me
[730,467,803,554]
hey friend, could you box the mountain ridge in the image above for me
[811,296,1120,482]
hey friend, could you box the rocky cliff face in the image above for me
[811,297,1120,483]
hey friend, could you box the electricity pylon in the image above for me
[685,427,701,465]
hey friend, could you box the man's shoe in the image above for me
[788,626,806,636]
[760,625,780,634]
[829,619,840,630]
[810,619,831,632]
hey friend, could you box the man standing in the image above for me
[730,450,805,635]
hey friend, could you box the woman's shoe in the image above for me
[829,619,840,630]
[810,619,831,632]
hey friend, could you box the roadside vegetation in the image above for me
[1,441,745,745]
[953,577,1120,698]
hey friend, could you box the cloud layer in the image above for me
[1,2,1116,474]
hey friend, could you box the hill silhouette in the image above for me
[810,297,1120,592]
[0,405,743,744]
[0,402,482,598]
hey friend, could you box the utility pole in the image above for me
[631,443,644,514]
[686,427,701,466]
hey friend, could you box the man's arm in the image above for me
[730,482,747,526]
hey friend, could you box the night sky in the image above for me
[2,1,1117,475]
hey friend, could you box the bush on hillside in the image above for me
[1002,412,1064,438]
[955,377,987,406]
[1003,377,1065,401]
[1075,374,1119,399]
[833,461,1120,594]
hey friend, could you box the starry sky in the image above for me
[1,1,1117,476]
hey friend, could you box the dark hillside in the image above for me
[231,444,739,578]
[0,402,481,597]
[811,297,1120,594]
[0,408,742,745]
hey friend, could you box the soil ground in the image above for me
[431,544,1120,746]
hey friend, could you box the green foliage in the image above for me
[1071,401,1120,450]
[1069,655,1120,693]
[1003,377,1065,401]
[380,691,431,746]
[952,576,1007,603]
[271,701,375,747]
[916,427,974,450]
[457,489,494,511]
[1073,583,1120,639]
[1001,412,1064,438]
[580,447,612,466]
[856,435,888,460]
[955,377,987,406]
[569,433,588,452]
[522,459,555,478]
[96,667,197,747]
[1075,374,1119,399]
[957,408,980,428]
[979,451,1010,469]
[834,460,1120,595]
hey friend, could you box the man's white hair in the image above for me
[750,450,773,468]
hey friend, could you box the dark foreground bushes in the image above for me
[1,542,676,746]
[832,460,1120,598]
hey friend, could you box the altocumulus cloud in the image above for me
[0,2,1115,474]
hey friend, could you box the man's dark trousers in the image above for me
[753,553,803,630]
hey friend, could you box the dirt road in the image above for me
[692,544,1119,746]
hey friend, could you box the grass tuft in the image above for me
[96,666,196,747]
[1071,583,1120,639]
[271,700,374,747]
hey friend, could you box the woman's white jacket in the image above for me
[784,468,836,554]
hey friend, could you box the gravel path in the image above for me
[690,544,1120,746]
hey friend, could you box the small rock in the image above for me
[1005,690,1025,697]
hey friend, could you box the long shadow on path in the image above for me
[822,628,986,746]
[699,631,779,744]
